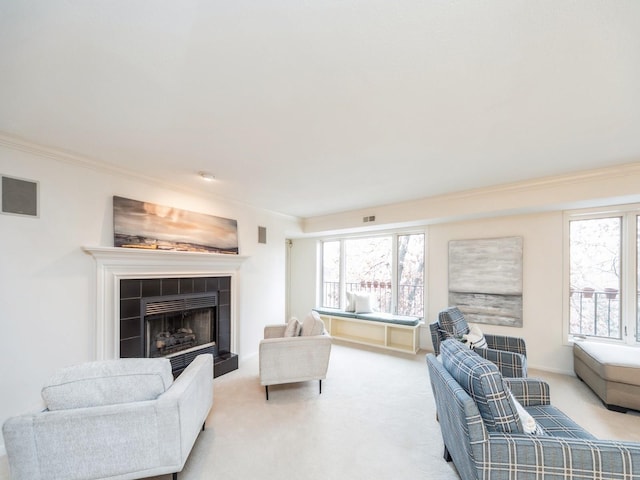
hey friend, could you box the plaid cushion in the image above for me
[438,307,470,338]
[525,405,595,439]
[441,339,523,434]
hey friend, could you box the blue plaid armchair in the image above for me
[426,339,640,480]
[430,307,528,377]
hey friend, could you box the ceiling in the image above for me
[1,1,640,219]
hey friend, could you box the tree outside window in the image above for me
[566,207,640,344]
[397,234,425,317]
[321,233,425,317]
[345,237,392,312]
[569,217,621,338]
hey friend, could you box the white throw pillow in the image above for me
[345,291,356,312]
[284,317,302,337]
[509,391,545,435]
[301,311,326,336]
[354,293,374,314]
[463,324,487,349]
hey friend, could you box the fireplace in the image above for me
[84,246,246,375]
[120,276,238,377]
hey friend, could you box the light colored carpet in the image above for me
[1,342,639,480]
[173,341,459,480]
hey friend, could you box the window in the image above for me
[321,233,425,317]
[322,241,340,308]
[397,234,425,317]
[566,206,639,343]
[345,237,392,312]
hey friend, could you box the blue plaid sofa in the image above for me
[427,339,640,480]
[430,307,528,378]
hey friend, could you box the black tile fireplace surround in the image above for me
[119,276,238,378]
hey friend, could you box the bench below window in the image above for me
[313,308,423,354]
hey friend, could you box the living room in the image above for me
[2,1,640,478]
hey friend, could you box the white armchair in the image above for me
[259,311,332,400]
[2,354,213,480]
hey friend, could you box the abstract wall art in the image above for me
[448,236,523,327]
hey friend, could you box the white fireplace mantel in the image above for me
[84,246,247,360]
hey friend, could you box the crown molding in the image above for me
[0,131,179,187]
[0,132,300,220]
[436,162,640,202]
[302,160,640,234]
[4,131,637,224]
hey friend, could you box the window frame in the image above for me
[319,229,427,318]
[563,204,639,345]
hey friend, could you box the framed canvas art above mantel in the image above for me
[113,196,239,254]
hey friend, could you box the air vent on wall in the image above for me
[258,226,267,244]
[362,215,376,223]
[1,175,39,217]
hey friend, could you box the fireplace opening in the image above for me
[142,292,217,362]
[145,306,215,359]
[120,276,238,378]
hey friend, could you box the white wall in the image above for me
[287,237,319,321]
[0,143,300,446]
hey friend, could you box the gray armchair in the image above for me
[430,306,527,377]
[2,354,213,480]
[427,339,640,480]
[259,311,332,400]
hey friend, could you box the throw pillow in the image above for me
[42,358,173,411]
[284,317,302,337]
[354,292,374,314]
[463,324,488,349]
[345,291,356,312]
[301,311,326,336]
[509,391,546,435]
[440,339,522,434]
[438,307,470,338]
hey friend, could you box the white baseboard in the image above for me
[240,351,258,365]
[527,363,575,377]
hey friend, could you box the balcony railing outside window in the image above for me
[322,281,424,317]
[323,281,340,309]
[570,288,621,338]
[321,233,424,318]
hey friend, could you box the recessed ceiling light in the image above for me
[198,171,215,181]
